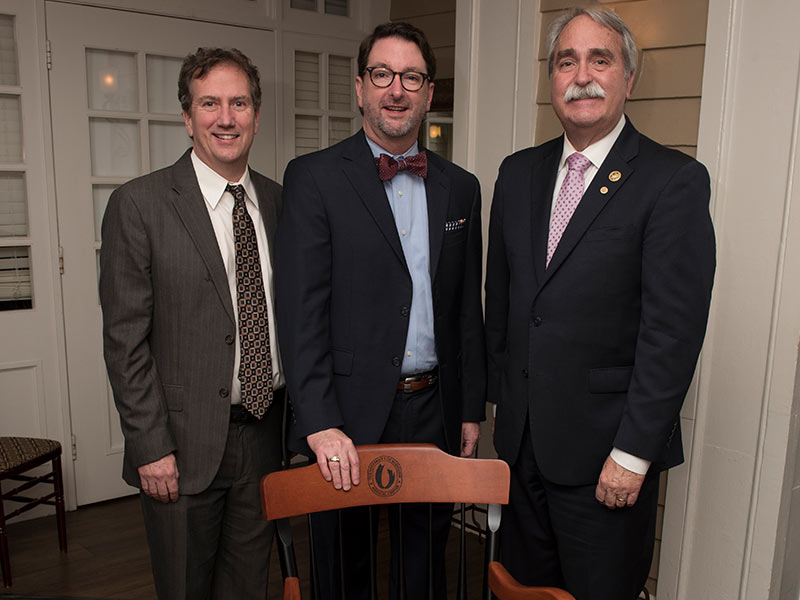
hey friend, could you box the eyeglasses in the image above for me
[365,67,430,92]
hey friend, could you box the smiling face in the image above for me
[182,62,259,181]
[355,36,434,155]
[550,15,633,150]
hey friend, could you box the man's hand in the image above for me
[138,453,179,503]
[460,422,481,457]
[307,428,360,491]
[595,456,645,510]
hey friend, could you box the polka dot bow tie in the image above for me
[375,151,428,181]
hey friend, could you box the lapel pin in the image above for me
[609,171,622,182]
[600,186,609,194]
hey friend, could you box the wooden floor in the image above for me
[1,495,488,599]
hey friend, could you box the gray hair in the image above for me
[546,8,637,80]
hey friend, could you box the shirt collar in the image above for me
[190,150,256,210]
[560,114,626,171]
[364,133,419,160]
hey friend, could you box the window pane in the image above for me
[328,55,351,111]
[86,49,138,112]
[291,0,317,10]
[92,185,116,242]
[147,55,182,114]
[295,115,319,156]
[325,0,348,16]
[89,118,141,177]
[0,245,32,310]
[328,117,351,147]
[149,121,190,171]
[0,94,22,162]
[0,15,19,86]
[0,172,27,236]
[295,51,320,109]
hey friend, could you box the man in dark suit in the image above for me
[275,22,486,599]
[485,8,715,599]
[100,48,283,599]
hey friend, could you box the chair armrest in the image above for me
[488,561,575,600]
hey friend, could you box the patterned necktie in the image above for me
[375,151,428,181]
[229,184,273,419]
[547,152,592,267]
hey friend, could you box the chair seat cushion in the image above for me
[0,437,62,473]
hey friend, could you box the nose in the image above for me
[216,104,235,127]
[388,74,405,97]
[575,60,592,85]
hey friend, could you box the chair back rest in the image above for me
[261,443,510,520]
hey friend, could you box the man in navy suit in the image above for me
[276,22,486,599]
[485,9,715,599]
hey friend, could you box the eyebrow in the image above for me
[556,47,615,61]
[195,95,250,102]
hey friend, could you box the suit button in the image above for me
[392,356,401,367]
[522,369,528,378]
[225,334,234,345]
[219,388,229,398]
[533,316,542,327]
[400,306,410,317]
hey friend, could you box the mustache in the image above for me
[564,82,606,102]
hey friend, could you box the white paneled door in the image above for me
[46,1,277,505]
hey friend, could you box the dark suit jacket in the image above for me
[485,118,715,486]
[100,149,283,494]
[276,130,486,457]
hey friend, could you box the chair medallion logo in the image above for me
[367,455,403,497]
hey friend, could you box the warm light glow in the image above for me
[429,124,441,139]
[102,73,116,88]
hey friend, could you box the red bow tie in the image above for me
[375,151,428,181]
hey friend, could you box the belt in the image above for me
[230,388,285,423]
[397,368,438,393]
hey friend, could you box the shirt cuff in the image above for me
[610,448,651,475]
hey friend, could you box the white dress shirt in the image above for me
[191,151,284,404]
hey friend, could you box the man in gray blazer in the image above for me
[100,47,283,599]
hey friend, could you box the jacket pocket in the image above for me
[331,348,353,376]
[163,384,184,411]
[588,366,633,393]
[583,225,634,241]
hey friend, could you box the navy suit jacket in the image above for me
[485,118,715,485]
[276,131,486,457]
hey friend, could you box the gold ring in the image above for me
[329,455,341,463]
[616,496,625,503]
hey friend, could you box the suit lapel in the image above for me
[341,131,408,271]
[425,151,449,282]
[169,150,236,324]
[541,121,639,285]
[531,141,563,285]
[253,175,278,264]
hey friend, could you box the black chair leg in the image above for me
[0,486,10,587]
[53,455,67,552]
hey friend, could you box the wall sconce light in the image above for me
[429,124,441,139]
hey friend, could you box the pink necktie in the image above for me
[547,152,591,266]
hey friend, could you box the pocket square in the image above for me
[445,218,466,233]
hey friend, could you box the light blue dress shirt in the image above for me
[365,136,437,376]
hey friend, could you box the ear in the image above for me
[254,109,260,135]
[355,75,364,110]
[182,110,194,139]
[425,81,434,112]
[625,70,635,99]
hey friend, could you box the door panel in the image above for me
[47,1,277,504]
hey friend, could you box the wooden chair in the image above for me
[260,443,572,600]
[0,436,68,587]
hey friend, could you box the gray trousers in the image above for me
[141,399,283,600]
